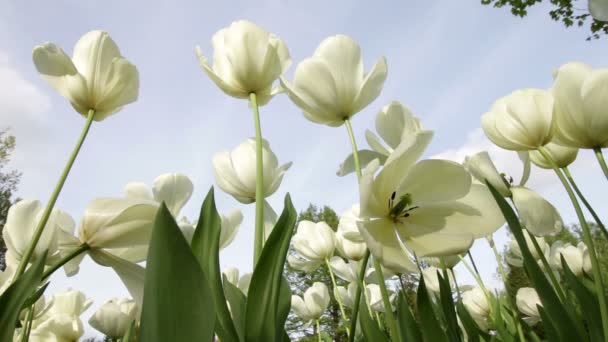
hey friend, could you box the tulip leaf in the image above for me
[277,276,292,331]
[223,276,247,340]
[561,256,604,342]
[437,271,461,342]
[395,291,422,342]
[191,187,240,342]
[336,149,386,177]
[122,320,137,342]
[139,203,215,342]
[245,194,297,341]
[0,253,46,342]
[456,300,487,342]
[537,307,559,342]
[416,276,448,342]
[20,281,49,311]
[358,297,390,341]
[485,181,584,341]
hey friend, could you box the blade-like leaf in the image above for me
[191,187,240,342]
[20,282,49,311]
[245,194,297,341]
[417,276,448,342]
[395,291,422,342]
[223,276,247,341]
[438,271,461,342]
[359,297,390,341]
[336,149,386,176]
[456,300,487,342]
[122,320,137,342]
[139,203,215,342]
[0,254,46,342]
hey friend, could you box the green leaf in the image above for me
[358,297,390,341]
[245,194,297,341]
[438,271,461,342]
[456,300,487,342]
[139,203,215,342]
[537,307,559,342]
[223,276,247,340]
[485,181,584,341]
[0,253,46,342]
[277,276,292,329]
[337,149,386,177]
[191,187,240,342]
[395,291,422,342]
[121,320,137,342]
[20,282,49,311]
[417,276,448,342]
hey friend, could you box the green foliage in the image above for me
[0,129,21,270]
[480,0,608,40]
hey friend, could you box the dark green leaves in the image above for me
[359,295,390,341]
[395,291,422,342]
[139,203,215,342]
[245,194,297,341]
[417,276,448,342]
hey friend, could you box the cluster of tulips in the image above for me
[0,18,607,342]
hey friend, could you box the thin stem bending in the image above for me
[563,166,608,240]
[250,93,265,266]
[594,147,608,180]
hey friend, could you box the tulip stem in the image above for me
[467,250,481,277]
[325,259,350,337]
[250,93,265,267]
[488,236,509,286]
[372,259,399,340]
[344,119,362,181]
[20,307,34,342]
[348,251,370,342]
[563,166,608,240]
[539,146,608,341]
[42,243,90,280]
[14,109,95,278]
[594,148,608,180]
[450,268,461,301]
[316,320,322,342]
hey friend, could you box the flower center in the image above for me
[388,191,418,222]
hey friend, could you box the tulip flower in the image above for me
[506,235,548,267]
[32,30,139,121]
[421,266,456,293]
[482,88,554,151]
[195,20,291,105]
[364,264,395,284]
[424,254,464,269]
[359,133,504,272]
[291,282,331,325]
[124,172,194,217]
[590,0,608,21]
[213,138,291,204]
[222,267,252,295]
[335,282,358,308]
[28,289,93,341]
[336,232,366,261]
[366,284,396,312]
[552,62,608,149]
[511,186,563,236]
[516,287,542,325]
[463,151,512,197]
[280,35,387,127]
[292,221,336,262]
[177,209,242,249]
[337,204,364,243]
[462,287,491,331]
[529,142,578,169]
[287,254,322,273]
[328,257,359,283]
[549,241,592,276]
[89,298,137,338]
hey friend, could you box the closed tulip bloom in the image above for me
[124,172,194,217]
[422,266,456,293]
[424,254,464,269]
[482,88,554,151]
[529,142,578,169]
[336,233,366,261]
[328,256,359,283]
[280,35,387,127]
[549,241,591,276]
[337,204,363,243]
[335,282,358,308]
[511,186,563,236]
[506,235,548,267]
[366,284,396,312]
[291,282,330,324]
[195,20,291,105]
[292,221,336,261]
[88,298,137,338]
[32,30,138,121]
[463,151,512,197]
[516,287,542,325]
[287,254,322,273]
[462,287,491,331]
[222,267,252,295]
[213,138,291,204]
[552,62,608,148]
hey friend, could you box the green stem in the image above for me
[594,147,608,180]
[344,119,362,181]
[467,250,481,277]
[14,109,95,278]
[348,251,370,342]
[42,244,89,280]
[458,255,489,295]
[488,236,508,285]
[526,230,566,302]
[325,259,350,336]
[372,259,399,340]
[316,320,322,342]
[20,307,34,342]
[450,268,461,301]
[563,166,608,240]
[539,146,608,342]
[250,93,264,266]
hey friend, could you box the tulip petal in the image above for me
[123,182,153,200]
[263,200,278,241]
[195,46,247,98]
[511,187,563,236]
[405,231,474,257]
[152,173,193,217]
[358,218,418,274]
[375,101,416,149]
[581,68,608,147]
[590,0,608,22]
[365,130,391,156]
[399,159,471,206]
[94,57,139,120]
[352,56,388,114]
[71,31,121,92]
[212,151,253,203]
[219,209,243,250]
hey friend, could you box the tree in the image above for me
[284,204,347,342]
[0,129,22,271]
[481,0,608,40]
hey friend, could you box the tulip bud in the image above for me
[511,186,563,236]
[328,256,359,283]
[366,284,396,312]
[552,62,608,149]
[334,282,358,308]
[32,30,138,121]
[463,151,512,197]
[195,20,291,105]
[516,287,542,325]
[281,35,387,127]
[213,138,291,204]
[291,282,330,323]
[336,233,366,261]
[462,287,491,331]
[421,266,456,293]
[89,298,137,338]
[506,235,548,267]
[292,221,336,262]
[482,88,554,151]
[529,142,578,169]
[287,254,322,273]
[337,204,364,243]
[549,241,591,276]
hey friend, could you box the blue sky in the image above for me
[2,0,608,337]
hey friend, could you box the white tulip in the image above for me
[549,241,591,276]
[337,204,363,243]
[32,30,138,121]
[511,186,563,236]
[124,172,194,217]
[463,151,512,197]
[280,35,387,127]
[222,267,252,296]
[364,264,396,284]
[195,20,290,105]
[462,287,491,331]
[482,88,554,151]
[421,266,456,293]
[213,138,291,204]
[424,254,464,269]
[516,287,542,325]
[292,221,336,262]
[506,235,548,267]
[336,233,366,261]
[328,257,359,283]
[219,209,243,250]
[552,62,608,148]
[335,282,358,308]
[365,284,396,312]
[88,298,137,338]
[287,254,322,273]
[359,134,504,272]
[28,289,93,341]
[529,142,578,169]
[0,264,15,296]
[590,0,608,21]
[291,282,330,324]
